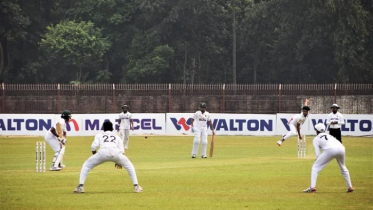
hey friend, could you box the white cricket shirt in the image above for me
[91,131,124,153]
[119,112,132,129]
[193,111,211,129]
[312,133,344,158]
[326,112,345,129]
[45,118,67,138]
[288,113,308,126]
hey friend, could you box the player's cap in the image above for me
[122,104,130,110]
[302,106,310,111]
[61,110,71,119]
[103,120,113,131]
[314,123,326,133]
[200,102,207,108]
[330,104,340,109]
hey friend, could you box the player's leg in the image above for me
[54,145,65,168]
[74,154,107,193]
[200,129,208,158]
[335,148,353,191]
[277,124,297,146]
[310,150,335,188]
[44,135,62,170]
[124,129,130,149]
[336,129,342,143]
[191,130,201,158]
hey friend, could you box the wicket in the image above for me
[36,142,46,172]
[297,135,306,158]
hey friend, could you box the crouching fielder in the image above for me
[191,102,215,158]
[73,120,143,193]
[303,123,354,193]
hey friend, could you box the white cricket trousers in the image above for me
[79,147,139,185]
[310,147,352,188]
[282,124,297,140]
[192,128,208,156]
[44,134,63,166]
[119,129,130,148]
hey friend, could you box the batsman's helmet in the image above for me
[103,120,113,131]
[61,110,71,119]
[200,102,207,108]
[314,123,326,133]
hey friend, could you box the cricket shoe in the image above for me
[49,166,62,171]
[192,154,196,158]
[303,187,316,193]
[134,185,143,193]
[277,141,282,146]
[74,185,84,193]
[346,187,354,193]
[125,147,128,150]
[201,155,207,158]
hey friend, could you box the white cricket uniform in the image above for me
[78,131,139,185]
[119,112,132,148]
[282,113,308,140]
[191,111,212,156]
[309,133,352,188]
[44,118,66,167]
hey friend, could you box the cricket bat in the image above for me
[209,133,215,158]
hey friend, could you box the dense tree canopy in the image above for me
[0,0,372,84]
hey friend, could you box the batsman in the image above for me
[191,102,215,158]
[44,110,71,171]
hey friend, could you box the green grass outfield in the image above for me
[0,135,372,210]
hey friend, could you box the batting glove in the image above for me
[58,137,67,145]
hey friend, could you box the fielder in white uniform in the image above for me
[44,110,71,171]
[277,106,310,146]
[303,123,354,193]
[326,104,344,143]
[117,105,134,150]
[73,120,143,193]
[191,102,215,158]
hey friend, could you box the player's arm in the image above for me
[313,137,321,158]
[338,114,345,125]
[91,135,100,155]
[296,122,302,139]
[117,119,121,131]
[208,120,215,135]
[130,119,134,131]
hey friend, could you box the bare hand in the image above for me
[115,164,122,169]
[298,136,303,140]
[131,127,134,131]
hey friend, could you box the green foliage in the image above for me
[40,20,111,82]
[1,0,372,83]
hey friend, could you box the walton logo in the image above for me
[66,119,79,131]
[170,118,192,131]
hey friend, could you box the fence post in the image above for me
[2,83,5,113]
[222,84,225,113]
[57,84,60,113]
[278,84,281,113]
[113,84,116,112]
[168,83,171,113]
[334,83,337,103]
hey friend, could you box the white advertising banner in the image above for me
[276,114,373,136]
[0,114,166,136]
[166,113,276,135]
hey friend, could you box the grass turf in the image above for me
[0,135,372,210]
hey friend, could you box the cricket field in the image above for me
[0,136,372,210]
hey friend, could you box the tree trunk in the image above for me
[183,42,187,85]
[232,0,237,84]
[0,41,4,83]
[190,57,195,85]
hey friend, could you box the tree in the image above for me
[40,20,111,83]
